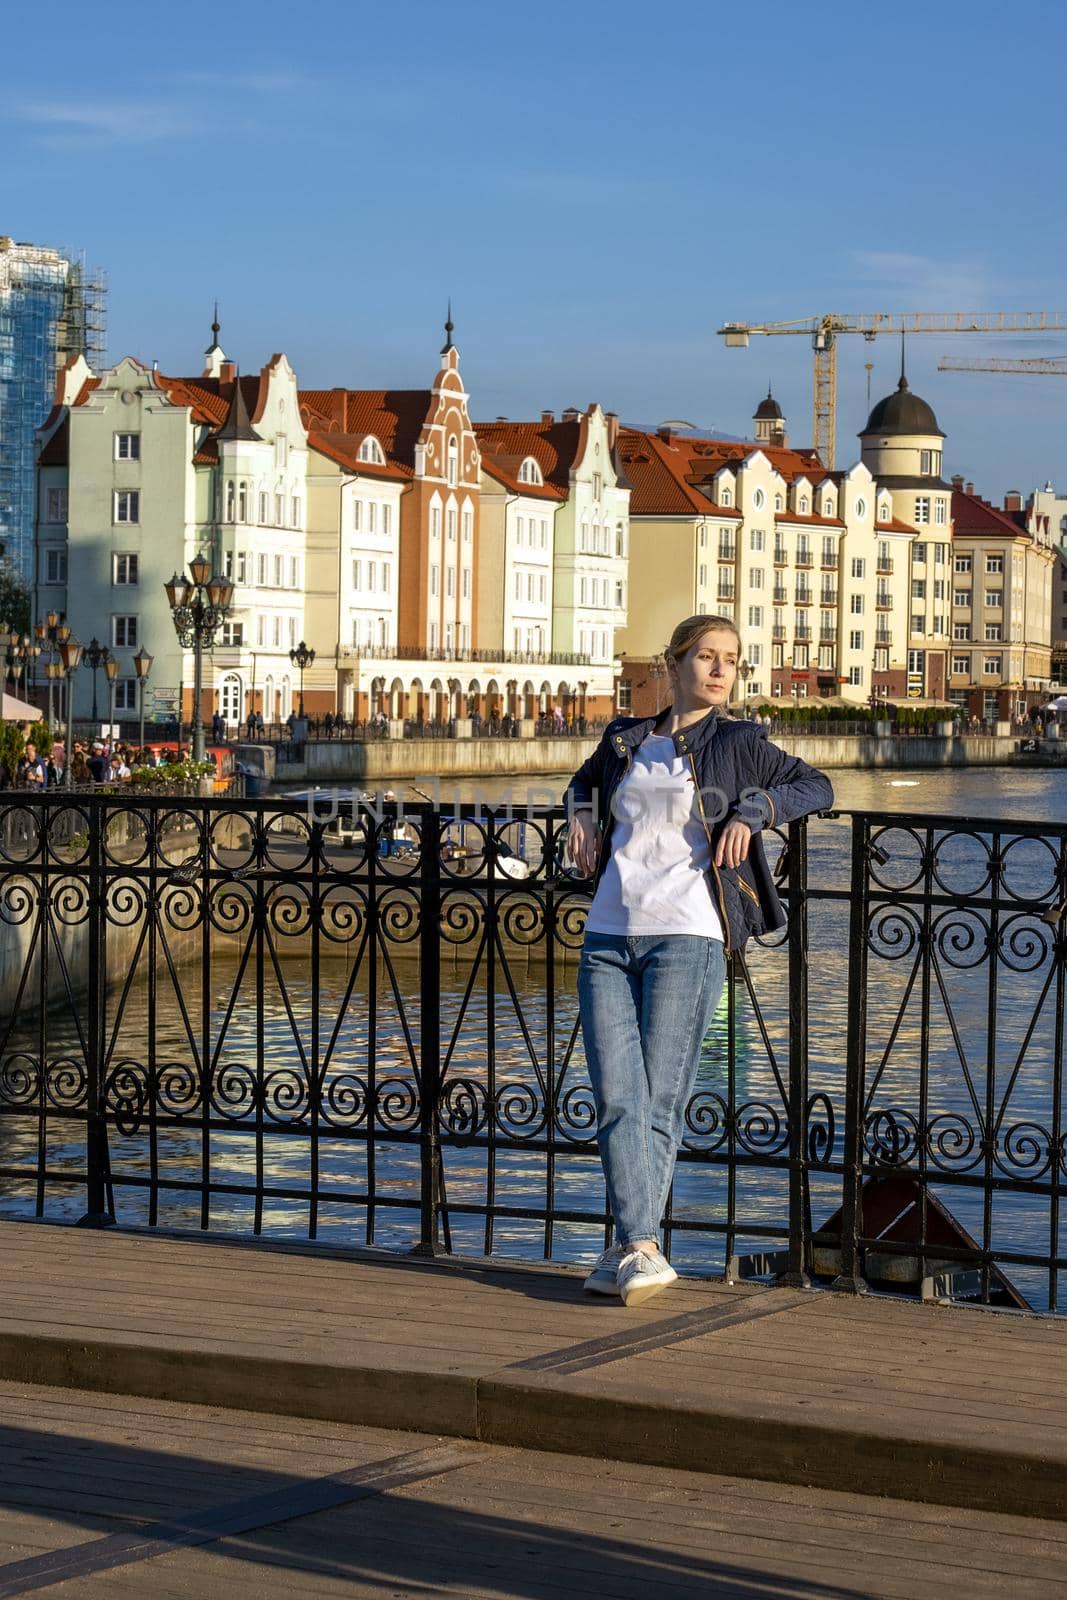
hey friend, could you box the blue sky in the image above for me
[4,0,1067,494]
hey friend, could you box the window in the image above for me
[289,556,299,587]
[446,508,456,541]
[911,615,924,635]
[953,623,971,640]
[447,566,455,598]
[257,616,265,646]
[855,498,867,519]
[115,433,140,461]
[952,654,969,675]
[238,482,248,521]
[748,606,763,628]
[986,589,1003,608]
[225,480,235,520]
[273,555,283,587]
[913,542,927,564]
[291,496,301,527]
[983,655,1002,677]
[45,487,68,523]
[953,589,970,606]
[430,506,441,540]
[954,554,972,573]
[114,680,137,711]
[748,643,763,666]
[113,490,139,524]
[274,493,284,527]
[352,559,362,589]
[935,499,948,525]
[934,580,944,599]
[752,487,765,511]
[113,553,139,585]
[368,501,377,534]
[593,471,602,500]
[879,502,889,521]
[272,616,281,647]
[112,615,138,647]
[383,504,392,535]
[720,488,732,506]
[220,622,244,646]
[288,616,296,647]
[986,555,1004,574]
[750,529,764,552]
[463,511,473,542]
[518,457,542,485]
[851,557,865,578]
[358,436,384,464]
[850,595,864,614]
[538,573,545,602]
[874,647,889,670]
[823,536,836,565]
[447,436,458,487]
[463,567,471,599]
[914,499,930,525]
[912,579,926,599]
[353,500,362,531]
[920,449,932,474]
[258,490,268,524]
[849,629,863,650]
[257,553,267,586]
[698,563,707,588]
[368,560,377,590]
[799,496,809,513]
[430,564,439,597]
[848,666,864,686]
[383,561,391,589]
[44,549,67,582]
[275,434,288,468]
[984,623,1002,641]
[750,568,764,589]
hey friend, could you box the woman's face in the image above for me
[669,628,739,709]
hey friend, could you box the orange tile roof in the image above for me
[774,510,845,528]
[472,419,582,492]
[479,449,566,501]
[952,489,1030,540]
[300,389,433,468]
[618,428,825,518]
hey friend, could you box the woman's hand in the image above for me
[715,818,752,870]
[566,812,602,878]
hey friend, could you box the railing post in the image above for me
[412,804,445,1256]
[833,814,869,1292]
[77,797,114,1229]
[782,818,811,1287]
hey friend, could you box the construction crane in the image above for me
[939,356,1067,375]
[717,312,1067,467]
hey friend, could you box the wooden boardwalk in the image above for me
[0,1222,1065,1530]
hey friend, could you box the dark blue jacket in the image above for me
[563,709,833,952]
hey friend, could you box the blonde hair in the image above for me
[665,613,742,663]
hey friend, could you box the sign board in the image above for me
[906,674,924,699]
[150,687,179,714]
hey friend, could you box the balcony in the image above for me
[717,545,736,563]
[796,553,813,569]
[773,584,788,603]
[795,624,812,642]
[820,588,838,606]
[876,595,892,611]
[875,629,892,646]
[717,587,735,605]
[774,550,787,567]
[772,624,787,640]
[795,587,813,605]
[819,629,837,645]
[876,560,894,575]
[821,558,838,571]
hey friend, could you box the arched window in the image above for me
[799,496,809,513]
[879,502,890,521]
[358,436,384,464]
[447,435,458,487]
[774,493,783,511]
[720,487,732,507]
[237,481,248,522]
[225,480,235,521]
[519,457,543,486]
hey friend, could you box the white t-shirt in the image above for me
[585,733,724,940]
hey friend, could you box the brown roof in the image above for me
[300,389,432,466]
[618,428,825,518]
[472,419,582,493]
[952,489,1029,540]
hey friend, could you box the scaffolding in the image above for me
[0,236,107,582]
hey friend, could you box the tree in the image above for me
[0,557,31,635]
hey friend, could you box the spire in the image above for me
[441,299,455,354]
[214,370,261,442]
[202,302,226,377]
[898,331,908,391]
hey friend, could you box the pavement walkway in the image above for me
[0,1222,1065,1526]
[0,1381,1066,1598]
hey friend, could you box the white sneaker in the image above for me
[583,1241,625,1296]
[617,1246,678,1307]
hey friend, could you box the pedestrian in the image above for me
[324,711,334,739]
[212,710,224,744]
[564,612,833,1307]
[86,741,109,783]
[16,740,48,791]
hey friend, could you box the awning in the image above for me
[2,693,42,721]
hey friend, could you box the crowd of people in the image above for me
[0,727,195,790]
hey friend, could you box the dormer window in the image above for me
[774,493,783,511]
[879,502,890,521]
[720,487,732,507]
[358,436,385,465]
[799,496,809,513]
[518,457,543,486]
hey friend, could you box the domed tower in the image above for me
[859,363,945,488]
[753,387,786,448]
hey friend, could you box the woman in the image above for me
[565,614,833,1307]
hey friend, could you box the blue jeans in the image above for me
[578,933,726,1247]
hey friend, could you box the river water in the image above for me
[1,765,1064,1306]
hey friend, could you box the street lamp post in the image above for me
[164,555,234,763]
[82,638,110,724]
[648,654,667,715]
[133,646,153,752]
[58,637,83,789]
[738,659,752,709]
[36,610,67,728]
[289,640,315,718]
[103,656,119,738]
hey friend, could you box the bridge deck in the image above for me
[0,1221,1065,1524]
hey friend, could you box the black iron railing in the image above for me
[0,796,1063,1311]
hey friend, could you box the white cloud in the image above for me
[849,250,992,310]
[10,98,188,144]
